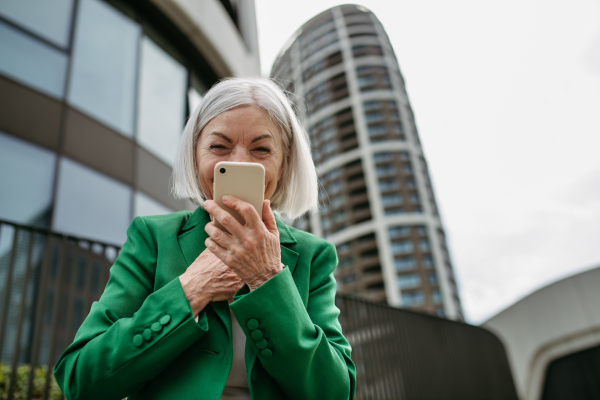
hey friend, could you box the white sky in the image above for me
[255,0,600,324]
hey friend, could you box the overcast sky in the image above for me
[255,0,600,323]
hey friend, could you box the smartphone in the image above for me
[212,161,265,233]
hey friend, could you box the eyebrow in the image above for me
[251,134,274,144]
[208,132,232,143]
[208,132,274,144]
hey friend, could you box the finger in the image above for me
[204,222,233,249]
[262,200,279,236]
[204,237,227,263]
[222,195,262,228]
[204,199,243,235]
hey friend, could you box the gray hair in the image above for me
[171,77,318,219]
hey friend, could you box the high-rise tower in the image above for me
[271,4,463,320]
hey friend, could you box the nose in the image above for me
[231,148,250,163]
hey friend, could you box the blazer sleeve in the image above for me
[229,241,357,400]
[54,217,208,400]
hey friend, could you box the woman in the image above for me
[54,77,356,400]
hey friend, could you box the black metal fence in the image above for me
[0,219,518,399]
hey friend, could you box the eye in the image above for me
[254,147,271,153]
[210,144,227,150]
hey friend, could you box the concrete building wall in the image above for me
[483,266,600,400]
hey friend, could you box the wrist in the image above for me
[248,263,284,291]
[179,274,209,316]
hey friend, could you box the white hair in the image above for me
[172,77,318,219]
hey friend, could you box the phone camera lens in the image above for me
[219,168,226,174]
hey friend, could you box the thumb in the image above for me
[262,200,278,235]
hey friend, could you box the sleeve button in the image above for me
[133,335,143,347]
[142,329,152,340]
[246,319,259,330]
[260,349,272,359]
[151,322,162,332]
[256,339,267,349]
[159,315,171,326]
[250,330,263,341]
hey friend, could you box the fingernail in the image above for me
[223,195,230,202]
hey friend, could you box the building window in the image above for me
[136,36,187,166]
[0,132,56,227]
[419,239,431,252]
[378,179,399,192]
[134,192,173,218]
[389,226,409,238]
[398,273,421,289]
[382,194,402,206]
[368,124,387,137]
[339,256,353,268]
[428,272,439,286]
[53,157,132,244]
[363,100,381,111]
[0,21,69,99]
[416,225,427,236]
[409,193,420,204]
[423,256,434,269]
[400,151,410,161]
[342,274,356,283]
[365,112,384,123]
[373,152,393,163]
[376,165,396,177]
[328,181,344,194]
[432,289,443,304]
[392,240,413,255]
[395,257,416,271]
[68,0,141,136]
[401,290,424,306]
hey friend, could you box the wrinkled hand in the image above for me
[203,196,283,291]
[179,248,244,317]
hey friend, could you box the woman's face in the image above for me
[196,105,286,201]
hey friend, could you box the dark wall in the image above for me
[336,296,519,400]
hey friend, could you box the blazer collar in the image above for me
[180,206,297,245]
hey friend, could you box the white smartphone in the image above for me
[212,161,265,233]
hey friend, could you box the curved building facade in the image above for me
[271,4,463,319]
[483,266,600,400]
[0,0,260,245]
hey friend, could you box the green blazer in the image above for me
[54,206,356,400]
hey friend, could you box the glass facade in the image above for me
[0,0,74,48]
[136,37,187,165]
[53,158,132,244]
[0,0,242,247]
[0,132,56,227]
[68,0,140,136]
[0,20,68,98]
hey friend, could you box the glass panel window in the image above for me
[395,257,416,271]
[419,239,431,252]
[188,87,203,115]
[432,289,443,304]
[0,131,56,227]
[398,273,421,289]
[0,21,68,98]
[378,179,399,191]
[363,100,381,111]
[428,272,439,285]
[376,165,396,177]
[133,191,173,218]
[423,256,434,268]
[389,226,409,238]
[137,37,187,166]
[416,225,427,236]
[392,240,413,255]
[402,290,424,306]
[328,181,344,194]
[373,152,393,163]
[400,151,410,161]
[53,158,132,244]
[339,256,353,268]
[368,124,386,137]
[342,274,356,283]
[68,0,140,137]
[382,194,402,206]
[0,0,74,48]
[365,112,384,123]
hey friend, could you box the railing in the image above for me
[0,219,118,399]
[0,219,518,399]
